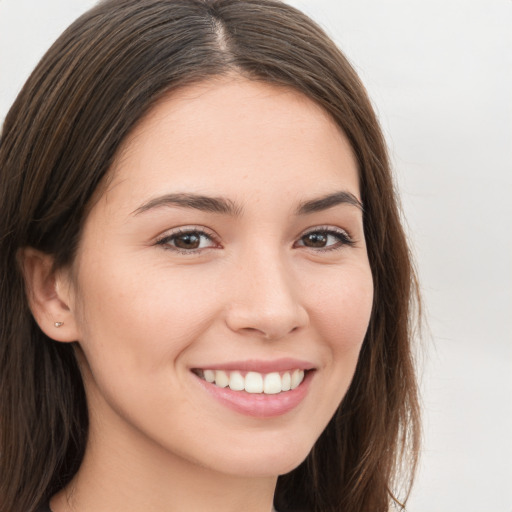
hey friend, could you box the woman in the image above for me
[0,1,420,511]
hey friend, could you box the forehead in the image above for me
[104,76,360,210]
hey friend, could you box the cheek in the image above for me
[308,262,374,352]
[74,259,223,370]
[303,263,373,422]
[71,261,225,434]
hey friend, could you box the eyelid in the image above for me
[155,226,221,253]
[295,225,356,251]
[301,225,353,238]
[153,224,356,255]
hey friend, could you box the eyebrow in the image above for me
[132,190,363,217]
[132,193,243,216]
[295,191,363,214]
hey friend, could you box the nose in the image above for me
[224,250,309,340]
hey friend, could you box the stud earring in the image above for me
[54,321,64,328]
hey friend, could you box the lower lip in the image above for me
[194,371,313,418]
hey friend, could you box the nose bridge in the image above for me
[225,245,308,339]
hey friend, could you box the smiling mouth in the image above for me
[193,369,306,395]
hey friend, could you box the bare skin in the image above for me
[24,76,373,512]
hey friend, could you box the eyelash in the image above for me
[156,227,219,254]
[295,227,355,252]
[156,226,355,254]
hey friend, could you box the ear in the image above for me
[20,248,80,343]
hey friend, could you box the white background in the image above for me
[1,1,511,511]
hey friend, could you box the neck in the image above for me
[50,407,277,512]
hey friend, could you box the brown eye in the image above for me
[174,233,201,249]
[302,232,329,248]
[296,229,354,251]
[158,229,217,252]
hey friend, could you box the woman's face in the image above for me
[67,77,373,477]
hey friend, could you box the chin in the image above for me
[203,434,314,478]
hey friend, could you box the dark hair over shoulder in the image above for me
[0,1,420,511]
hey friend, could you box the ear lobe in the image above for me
[19,248,79,343]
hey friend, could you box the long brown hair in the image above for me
[0,1,420,511]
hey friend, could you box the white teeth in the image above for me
[263,372,282,394]
[291,369,304,389]
[204,369,215,383]
[281,371,291,391]
[214,370,229,388]
[228,371,245,391]
[245,372,263,393]
[200,369,306,394]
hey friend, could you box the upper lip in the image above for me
[191,358,315,373]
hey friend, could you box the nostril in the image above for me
[224,295,309,340]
